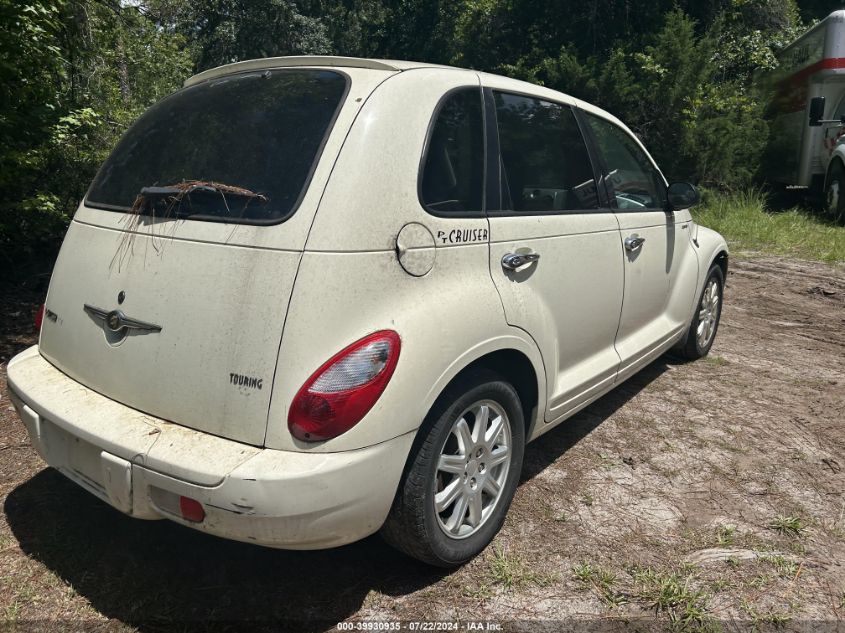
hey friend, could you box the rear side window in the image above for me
[86,69,348,224]
[420,88,484,214]
[584,113,666,210]
[493,92,599,212]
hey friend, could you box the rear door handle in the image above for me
[624,236,646,252]
[501,252,540,271]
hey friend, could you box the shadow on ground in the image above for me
[520,359,671,484]
[5,360,670,631]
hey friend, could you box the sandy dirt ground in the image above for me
[1,256,843,632]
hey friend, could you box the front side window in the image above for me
[86,69,348,223]
[584,114,665,210]
[493,92,599,212]
[420,88,484,214]
[835,92,845,121]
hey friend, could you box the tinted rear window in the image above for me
[86,69,348,224]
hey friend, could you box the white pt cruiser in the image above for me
[7,56,727,567]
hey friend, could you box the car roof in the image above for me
[183,56,453,87]
[184,55,613,117]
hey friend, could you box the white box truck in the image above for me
[765,10,845,220]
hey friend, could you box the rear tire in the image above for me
[381,370,525,567]
[825,160,845,224]
[678,265,724,360]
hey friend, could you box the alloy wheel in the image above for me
[434,400,511,539]
[697,278,720,349]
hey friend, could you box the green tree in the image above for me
[319,0,389,57]
[0,0,190,274]
[0,0,68,269]
[795,0,836,24]
[159,0,332,72]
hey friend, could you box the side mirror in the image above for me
[667,182,700,210]
[809,96,826,127]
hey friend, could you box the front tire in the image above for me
[678,264,724,360]
[381,371,525,567]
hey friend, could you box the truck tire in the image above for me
[825,160,845,223]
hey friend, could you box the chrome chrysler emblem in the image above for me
[84,304,162,334]
[106,311,123,332]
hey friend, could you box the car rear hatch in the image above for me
[38,66,378,446]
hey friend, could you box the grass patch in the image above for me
[486,546,556,589]
[715,525,736,545]
[693,189,845,263]
[768,516,806,538]
[629,566,715,630]
[750,574,773,589]
[460,582,493,600]
[759,554,799,579]
[741,600,793,627]
[572,562,627,606]
[709,578,733,592]
[2,601,21,622]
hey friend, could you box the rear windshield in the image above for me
[85,69,348,224]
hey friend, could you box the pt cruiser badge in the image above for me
[83,304,162,334]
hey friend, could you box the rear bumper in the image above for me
[6,346,413,549]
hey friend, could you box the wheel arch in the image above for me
[713,249,729,281]
[695,226,729,283]
[443,348,540,441]
[416,336,547,450]
[672,225,728,351]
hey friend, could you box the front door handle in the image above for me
[501,252,540,271]
[624,235,646,252]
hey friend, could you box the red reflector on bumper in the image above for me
[179,496,205,523]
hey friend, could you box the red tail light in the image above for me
[288,330,401,442]
[34,303,45,331]
[179,496,205,523]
